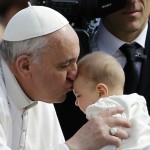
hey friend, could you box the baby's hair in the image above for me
[77,51,125,90]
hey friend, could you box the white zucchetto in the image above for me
[3,5,69,41]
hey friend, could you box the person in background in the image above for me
[0,0,28,41]
[90,0,150,113]
[0,5,131,150]
[73,51,150,150]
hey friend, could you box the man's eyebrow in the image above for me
[61,57,77,64]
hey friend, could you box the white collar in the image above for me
[1,58,38,109]
[94,22,148,54]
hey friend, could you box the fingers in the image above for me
[116,128,129,139]
[109,127,129,139]
[89,115,130,142]
[70,107,132,149]
[106,127,129,147]
[110,127,118,136]
[95,107,131,146]
[97,107,132,128]
[109,117,132,128]
[99,107,125,117]
[107,134,122,147]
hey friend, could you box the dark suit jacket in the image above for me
[137,21,150,113]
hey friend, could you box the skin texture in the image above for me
[9,24,80,103]
[73,76,102,112]
[73,52,125,113]
[102,0,150,42]
[74,75,109,113]
[66,107,131,150]
[8,24,131,149]
[72,51,129,149]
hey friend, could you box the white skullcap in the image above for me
[3,5,69,41]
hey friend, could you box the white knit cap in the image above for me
[3,5,69,41]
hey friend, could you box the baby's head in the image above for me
[73,51,125,112]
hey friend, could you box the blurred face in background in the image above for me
[102,0,150,41]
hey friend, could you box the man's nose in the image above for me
[67,63,78,80]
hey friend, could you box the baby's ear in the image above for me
[96,83,108,98]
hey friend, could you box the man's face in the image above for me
[30,25,80,103]
[102,0,150,38]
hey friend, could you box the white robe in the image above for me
[86,93,150,150]
[0,58,69,150]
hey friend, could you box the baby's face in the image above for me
[73,75,99,113]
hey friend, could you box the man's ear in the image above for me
[96,83,108,98]
[15,55,31,78]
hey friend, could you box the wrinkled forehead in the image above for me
[45,26,79,58]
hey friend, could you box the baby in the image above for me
[73,51,150,150]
